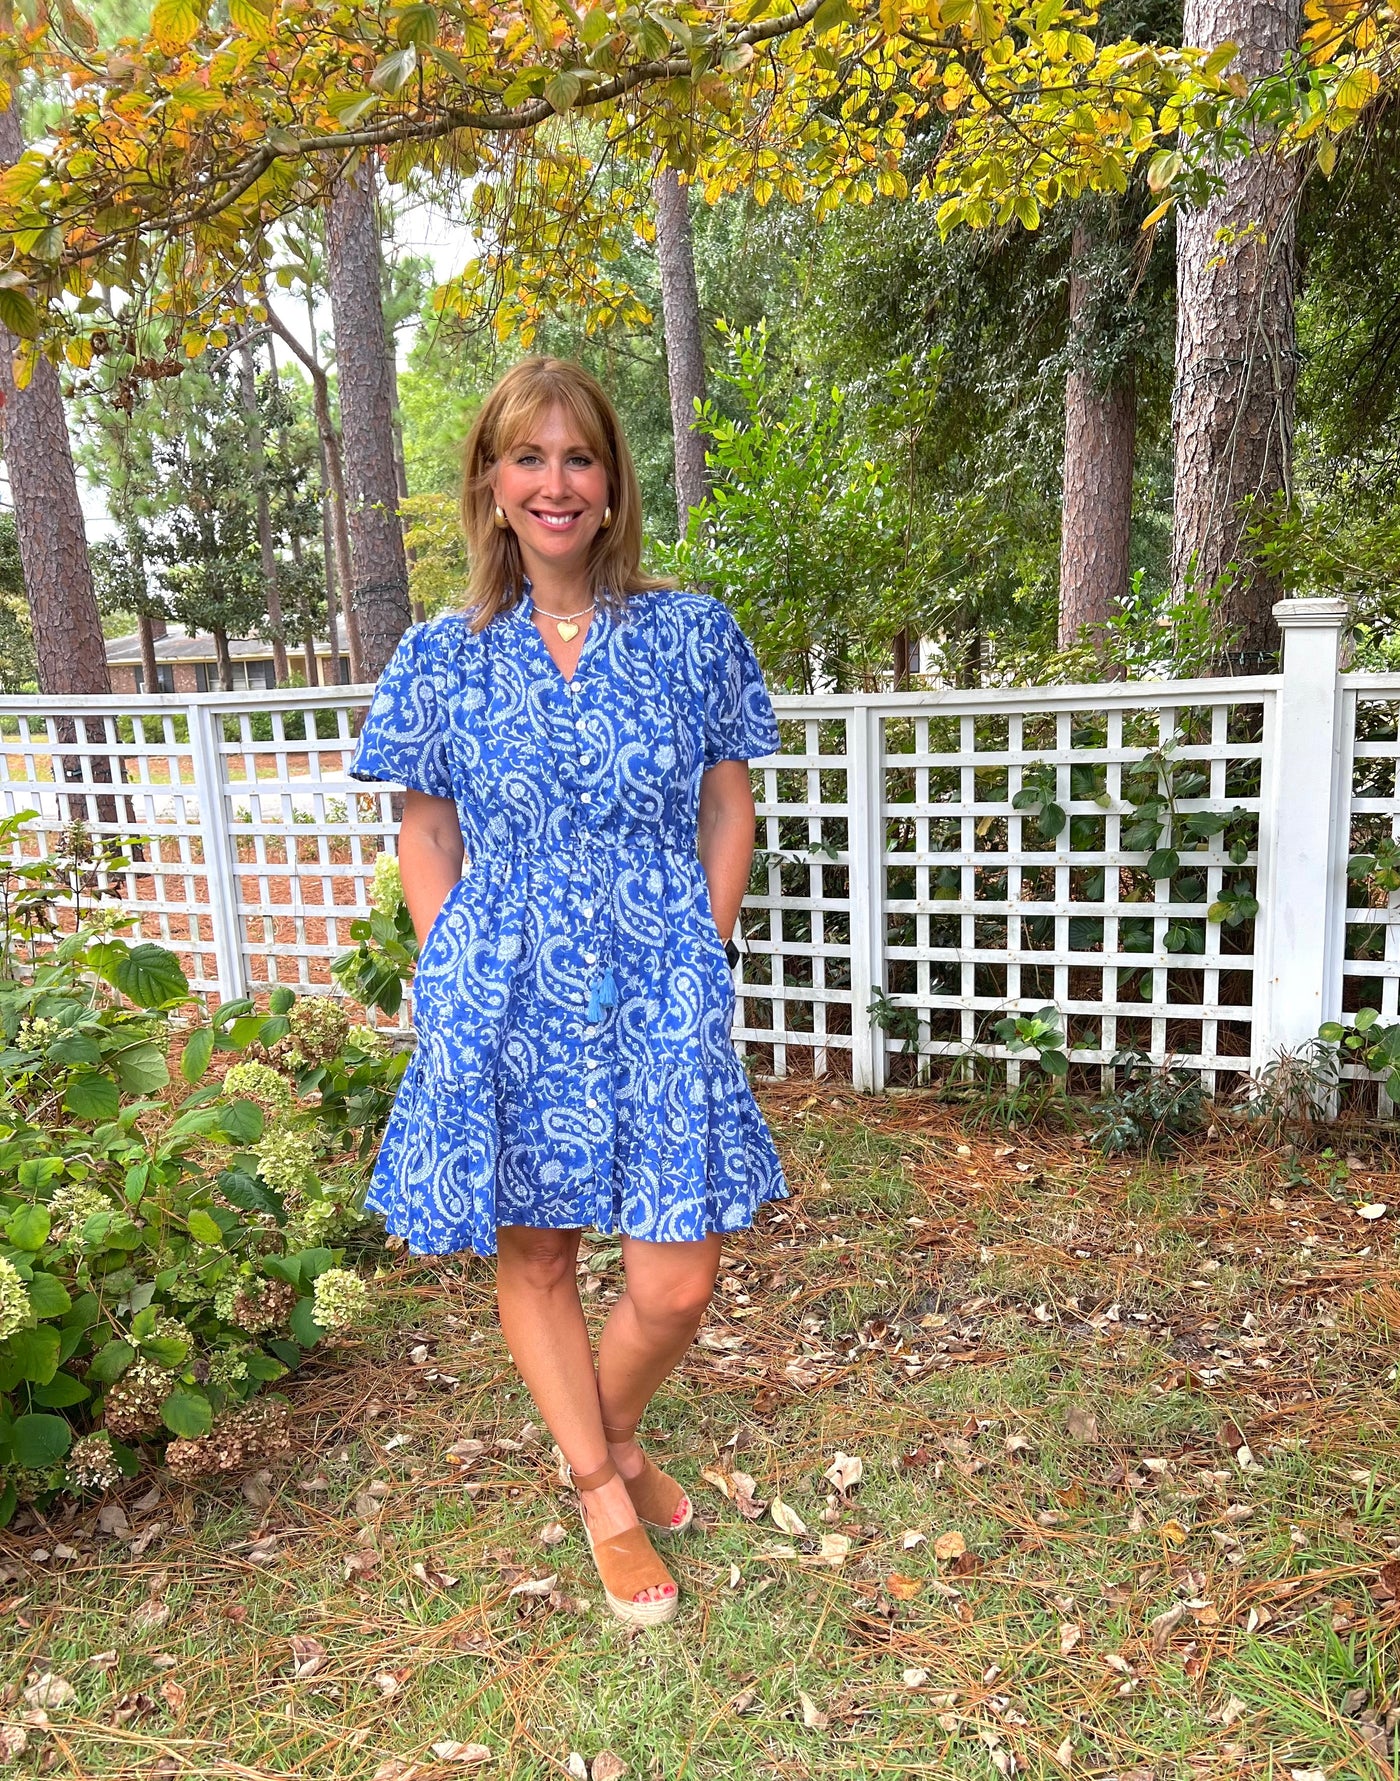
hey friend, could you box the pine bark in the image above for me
[237,332,290,686]
[1171,0,1301,667]
[653,167,710,531]
[0,106,110,698]
[324,153,412,678]
[1059,218,1136,659]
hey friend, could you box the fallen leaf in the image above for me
[591,1754,627,1781]
[96,1504,132,1538]
[539,1521,568,1547]
[412,1562,460,1589]
[770,1497,807,1537]
[798,1690,828,1730]
[730,1687,759,1715]
[1054,1733,1072,1769]
[823,1452,863,1493]
[507,1574,558,1598]
[22,1672,75,1711]
[159,1678,186,1713]
[1216,1696,1247,1727]
[0,1726,26,1760]
[1157,1520,1189,1547]
[817,1534,851,1568]
[1148,1602,1187,1655]
[429,1742,492,1765]
[885,1572,923,1600]
[902,1668,930,1688]
[376,1671,408,1697]
[567,1755,589,1781]
[246,1536,279,1565]
[128,1599,169,1634]
[1059,1622,1082,1656]
[372,1762,420,1781]
[1355,1203,1388,1220]
[933,1531,966,1561]
[902,1530,926,1550]
[1066,1406,1099,1444]
[289,1636,325,1680]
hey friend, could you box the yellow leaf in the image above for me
[1158,1518,1189,1546]
[64,336,94,368]
[1140,196,1172,230]
[1333,64,1378,113]
[150,0,205,54]
[228,0,272,38]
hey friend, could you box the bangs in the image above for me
[489,377,610,467]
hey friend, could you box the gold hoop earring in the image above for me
[600,505,613,531]
[493,504,508,529]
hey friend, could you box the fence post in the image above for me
[1255,598,1350,1068]
[847,699,886,1093]
[187,698,246,1002]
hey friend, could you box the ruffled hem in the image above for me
[363,1044,787,1258]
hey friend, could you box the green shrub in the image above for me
[1090,1051,1210,1156]
[0,815,404,1520]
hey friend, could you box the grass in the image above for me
[5,1084,1400,1779]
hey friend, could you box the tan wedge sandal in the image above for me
[571,1456,680,1627]
[602,1423,695,1534]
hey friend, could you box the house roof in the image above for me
[106,633,339,664]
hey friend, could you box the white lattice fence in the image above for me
[2,598,1394,1095]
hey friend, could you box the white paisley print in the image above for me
[348,582,789,1257]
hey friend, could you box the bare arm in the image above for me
[697,759,757,943]
[399,789,466,945]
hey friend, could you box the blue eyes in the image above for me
[517,453,593,467]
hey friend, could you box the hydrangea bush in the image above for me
[0,815,406,1520]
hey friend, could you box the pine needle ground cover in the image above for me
[4,1086,1399,1780]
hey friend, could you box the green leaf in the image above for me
[814,0,857,28]
[368,43,417,93]
[131,1305,158,1340]
[290,1296,326,1347]
[394,1,437,43]
[268,985,296,1015]
[1040,1048,1070,1078]
[0,283,39,340]
[257,1014,290,1046]
[26,1273,71,1317]
[11,1412,71,1467]
[218,1099,264,1145]
[267,1337,301,1370]
[5,1327,60,1384]
[0,1481,16,1526]
[1318,1022,1345,1043]
[32,1370,90,1407]
[141,1335,189,1368]
[88,1338,136,1384]
[48,1030,102,1068]
[186,1208,224,1246]
[180,1027,215,1085]
[6,1202,50,1250]
[18,1157,63,1192]
[160,1383,213,1438]
[1146,848,1180,880]
[64,1072,121,1122]
[544,68,583,111]
[114,943,189,1008]
[243,1352,288,1381]
[114,1042,170,1094]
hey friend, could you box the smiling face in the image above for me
[490,402,612,593]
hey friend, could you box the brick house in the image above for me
[106,632,353,694]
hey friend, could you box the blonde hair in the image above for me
[459,357,670,631]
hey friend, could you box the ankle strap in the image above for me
[570,1456,618,1492]
[601,1423,637,1444]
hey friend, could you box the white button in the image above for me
[580,752,592,764]
[585,951,597,964]
[582,905,594,918]
[586,1096,598,1109]
[580,792,591,804]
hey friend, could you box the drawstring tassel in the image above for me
[599,967,618,1009]
[586,984,602,1024]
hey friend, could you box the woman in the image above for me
[348,357,788,1626]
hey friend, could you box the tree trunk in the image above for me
[653,166,710,532]
[1171,0,1301,668]
[138,613,161,694]
[324,152,412,678]
[384,352,426,623]
[213,625,234,693]
[892,627,912,689]
[0,109,110,701]
[266,302,363,682]
[237,332,290,686]
[1059,217,1136,661]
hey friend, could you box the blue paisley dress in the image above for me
[348,582,789,1257]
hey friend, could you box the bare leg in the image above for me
[596,1233,722,1521]
[494,1224,673,1603]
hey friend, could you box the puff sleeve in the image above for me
[701,602,780,768]
[348,623,455,799]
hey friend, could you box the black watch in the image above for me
[724,937,741,969]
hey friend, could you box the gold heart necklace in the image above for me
[532,599,596,643]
